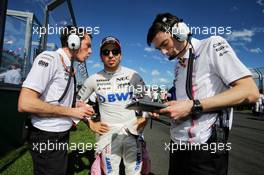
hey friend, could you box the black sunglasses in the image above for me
[101,49,121,56]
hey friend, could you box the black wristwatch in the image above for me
[191,99,203,115]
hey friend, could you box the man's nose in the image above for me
[108,51,114,58]
[161,48,168,55]
[88,47,92,54]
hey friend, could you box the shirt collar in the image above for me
[190,37,201,55]
[103,66,122,75]
[56,48,71,65]
[181,37,201,59]
[178,38,201,67]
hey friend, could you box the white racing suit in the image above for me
[77,66,150,175]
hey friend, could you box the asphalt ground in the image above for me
[143,112,264,175]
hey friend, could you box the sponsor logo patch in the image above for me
[38,60,49,67]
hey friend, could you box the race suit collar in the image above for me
[103,66,122,75]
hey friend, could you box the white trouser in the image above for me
[100,132,142,175]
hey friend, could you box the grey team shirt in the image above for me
[172,36,252,144]
[22,48,74,132]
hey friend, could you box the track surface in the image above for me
[143,112,264,175]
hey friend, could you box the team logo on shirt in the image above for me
[117,82,131,88]
[213,40,229,57]
[116,76,129,81]
[41,53,54,61]
[97,92,133,103]
[38,60,49,67]
[213,41,225,48]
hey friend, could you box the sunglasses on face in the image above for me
[101,49,121,56]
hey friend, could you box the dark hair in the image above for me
[60,25,92,48]
[147,13,181,46]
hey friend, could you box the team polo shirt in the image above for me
[171,36,252,143]
[22,48,74,132]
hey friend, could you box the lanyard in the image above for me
[186,48,194,100]
[60,55,76,77]
[58,54,76,106]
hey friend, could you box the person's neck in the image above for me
[62,47,73,60]
[177,41,190,59]
[104,65,120,73]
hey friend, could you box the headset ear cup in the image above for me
[67,34,81,50]
[172,22,190,41]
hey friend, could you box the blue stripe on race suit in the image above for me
[135,139,142,171]
[105,157,112,174]
[135,151,141,171]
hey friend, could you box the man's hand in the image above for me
[75,100,86,107]
[159,100,193,120]
[88,120,109,135]
[134,117,148,132]
[148,112,160,118]
[70,105,95,119]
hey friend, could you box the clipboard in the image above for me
[126,100,167,112]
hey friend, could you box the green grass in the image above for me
[234,109,252,113]
[0,122,96,175]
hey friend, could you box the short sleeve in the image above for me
[208,36,251,86]
[22,52,57,93]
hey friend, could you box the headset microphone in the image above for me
[168,40,189,60]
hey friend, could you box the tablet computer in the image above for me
[126,100,167,112]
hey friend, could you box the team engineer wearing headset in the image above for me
[147,13,259,175]
[18,26,94,175]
